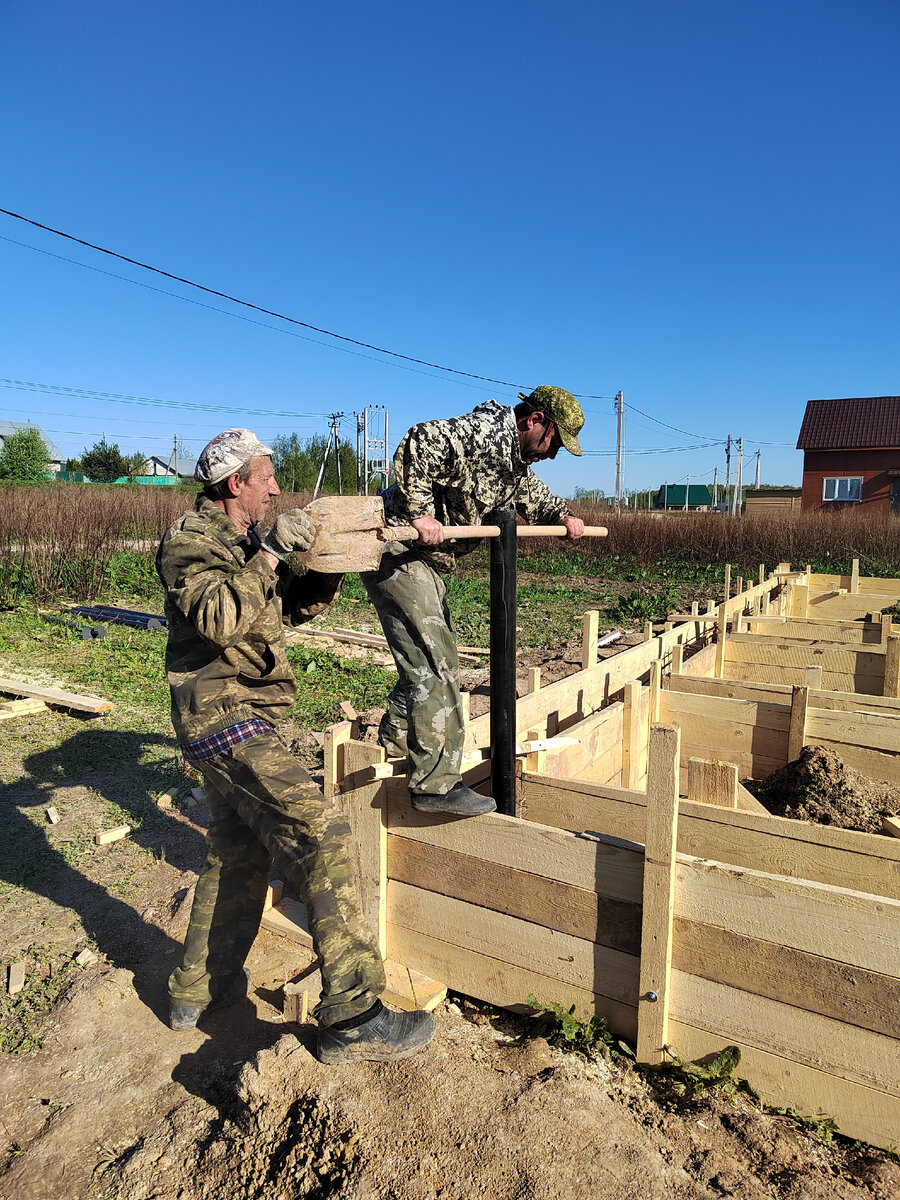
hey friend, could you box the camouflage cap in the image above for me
[517,385,584,456]
[195,428,274,485]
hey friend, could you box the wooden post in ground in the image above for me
[343,740,388,956]
[525,667,542,695]
[736,576,744,601]
[648,659,662,722]
[324,720,353,802]
[643,620,654,643]
[715,603,728,678]
[687,757,738,809]
[788,685,810,762]
[690,600,699,617]
[884,637,900,699]
[582,610,599,670]
[851,558,860,594]
[723,563,731,602]
[670,643,683,675]
[734,611,744,634]
[637,723,680,1066]
[622,681,643,789]
[758,563,765,585]
[524,727,547,774]
[882,614,893,648]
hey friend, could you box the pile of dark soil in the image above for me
[753,747,900,834]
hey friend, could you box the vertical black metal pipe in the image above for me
[489,508,517,815]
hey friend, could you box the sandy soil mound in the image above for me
[753,746,900,833]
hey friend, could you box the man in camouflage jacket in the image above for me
[156,428,433,1064]
[362,386,585,816]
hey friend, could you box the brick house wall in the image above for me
[801,448,900,510]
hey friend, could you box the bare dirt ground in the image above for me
[3,642,900,1199]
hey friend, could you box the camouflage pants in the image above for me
[168,729,385,1026]
[361,545,464,795]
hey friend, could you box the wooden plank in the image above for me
[850,559,860,594]
[806,706,900,755]
[792,583,809,617]
[388,880,641,1008]
[582,609,599,670]
[264,879,284,911]
[387,791,644,904]
[382,960,447,1012]
[883,816,900,839]
[621,681,643,790]
[667,1018,900,1150]
[323,720,352,802]
[648,660,661,721]
[0,677,113,714]
[675,855,900,977]
[667,670,900,715]
[636,724,680,1065]
[723,563,731,601]
[735,782,769,815]
[388,924,638,1039]
[670,971,900,1099]
[389,836,642,956]
[674,916,900,1039]
[521,773,900,898]
[687,758,737,808]
[95,825,129,845]
[724,660,880,695]
[261,896,312,948]
[0,698,48,720]
[343,740,388,955]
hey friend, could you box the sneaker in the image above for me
[316,1002,435,1065]
[169,967,253,1031]
[411,782,497,817]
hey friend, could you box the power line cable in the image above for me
[1,208,619,397]
[623,399,722,443]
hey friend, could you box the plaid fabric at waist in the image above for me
[180,718,273,763]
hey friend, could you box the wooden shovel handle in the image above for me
[380,524,607,543]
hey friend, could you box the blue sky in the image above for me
[2,1,898,497]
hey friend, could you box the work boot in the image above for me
[316,1000,435,1065]
[169,967,253,1031]
[377,714,408,758]
[411,782,497,817]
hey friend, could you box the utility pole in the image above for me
[731,437,744,516]
[614,391,624,514]
[724,434,732,512]
[684,475,690,512]
[713,466,719,508]
[313,413,344,499]
[755,448,761,488]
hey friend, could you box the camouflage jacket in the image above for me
[384,399,572,573]
[156,496,342,743]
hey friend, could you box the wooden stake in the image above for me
[324,720,353,801]
[758,563,765,585]
[264,879,284,911]
[637,724,680,1065]
[670,643,683,675]
[787,685,810,762]
[344,740,388,955]
[46,806,60,824]
[524,727,547,774]
[8,962,26,995]
[792,583,810,618]
[525,667,542,695]
[687,757,738,809]
[582,610,600,670]
[283,980,310,1023]
[851,559,860,594]
[459,691,470,727]
[648,660,662,722]
[643,620,654,643]
[736,576,744,599]
[882,614,893,648]
[622,681,643,790]
[715,604,728,678]
[885,637,900,699]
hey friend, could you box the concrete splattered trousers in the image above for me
[168,729,385,1027]
[361,544,464,796]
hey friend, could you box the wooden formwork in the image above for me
[265,561,900,1148]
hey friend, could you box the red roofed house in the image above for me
[796,397,900,513]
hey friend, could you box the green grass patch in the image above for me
[287,645,396,727]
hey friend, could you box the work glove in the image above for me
[261,508,316,560]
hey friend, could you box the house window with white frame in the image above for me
[822,476,863,502]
